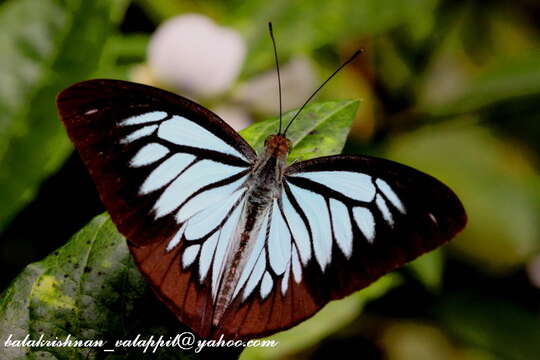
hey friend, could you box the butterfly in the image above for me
[57,29,466,340]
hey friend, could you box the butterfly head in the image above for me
[264,134,291,160]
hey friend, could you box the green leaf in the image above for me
[0,0,126,231]
[240,99,359,162]
[407,249,443,291]
[0,215,195,359]
[0,99,359,358]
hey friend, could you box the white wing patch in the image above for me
[353,207,375,242]
[281,266,290,295]
[166,222,187,252]
[291,247,302,283]
[182,245,200,268]
[130,143,170,167]
[184,188,245,240]
[288,183,332,271]
[281,172,406,278]
[120,124,158,144]
[375,194,393,225]
[243,249,266,301]
[212,203,244,299]
[176,175,248,223]
[376,178,405,213]
[120,111,167,126]
[267,199,292,275]
[329,199,353,258]
[290,171,376,202]
[281,189,311,265]
[260,272,273,299]
[141,153,195,195]
[153,160,245,218]
[158,115,248,161]
[199,232,220,281]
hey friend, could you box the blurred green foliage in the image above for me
[388,123,540,270]
[0,0,129,231]
[0,0,539,359]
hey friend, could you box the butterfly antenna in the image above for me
[268,22,283,134]
[283,49,364,135]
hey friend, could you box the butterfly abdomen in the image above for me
[210,138,290,331]
[210,198,271,328]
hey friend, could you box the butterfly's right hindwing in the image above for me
[57,79,258,338]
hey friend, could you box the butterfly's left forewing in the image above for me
[219,155,466,339]
[57,79,257,337]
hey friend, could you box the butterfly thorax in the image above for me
[247,134,290,203]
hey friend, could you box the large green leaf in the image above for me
[0,99,360,359]
[0,215,195,359]
[240,99,359,161]
[0,0,127,231]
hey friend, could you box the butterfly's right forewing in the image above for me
[58,79,256,243]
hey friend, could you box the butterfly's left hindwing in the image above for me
[217,155,466,339]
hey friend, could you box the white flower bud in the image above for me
[148,14,246,98]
